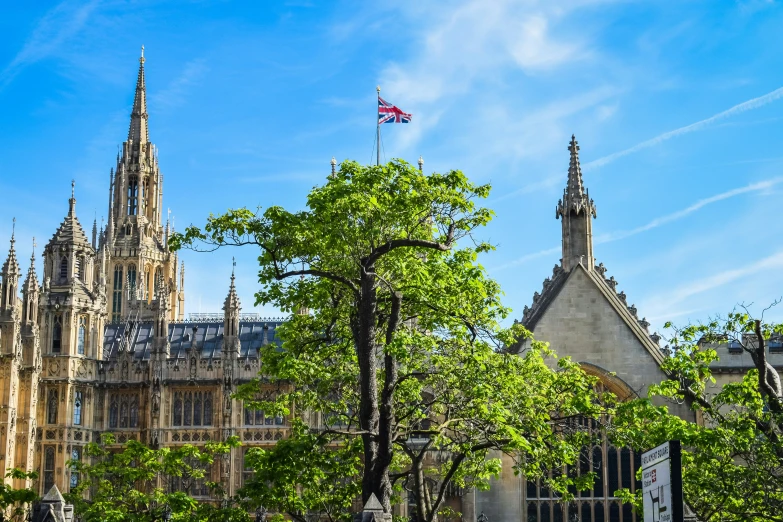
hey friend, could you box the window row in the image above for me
[526,501,636,522]
[48,389,84,425]
[57,256,89,285]
[111,263,164,323]
[243,405,284,427]
[44,446,83,492]
[525,446,641,500]
[173,391,213,427]
[108,394,140,429]
[51,314,89,355]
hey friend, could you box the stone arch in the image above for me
[578,362,638,402]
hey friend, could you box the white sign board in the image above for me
[641,441,683,522]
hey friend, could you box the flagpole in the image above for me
[376,85,381,166]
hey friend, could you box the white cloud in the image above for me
[150,58,208,110]
[584,84,783,170]
[0,0,101,89]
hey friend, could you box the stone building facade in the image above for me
[468,136,783,522]
[2,50,781,521]
[0,50,285,501]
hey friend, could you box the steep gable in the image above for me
[521,262,668,399]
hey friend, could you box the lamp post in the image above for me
[255,506,267,522]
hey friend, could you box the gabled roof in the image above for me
[519,261,664,367]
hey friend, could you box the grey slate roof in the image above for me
[103,320,284,360]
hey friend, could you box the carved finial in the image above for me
[140,45,145,63]
[71,179,75,199]
[31,237,36,260]
[11,217,16,243]
[232,256,236,278]
[330,157,337,177]
[376,85,381,94]
[418,155,424,171]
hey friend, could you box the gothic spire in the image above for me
[3,218,20,276]
[556,135,595,219]
[128,45,149,143]
[23,238,38,292]
[556,135,597,272]
[223,259,240,312]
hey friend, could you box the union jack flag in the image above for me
[378,96,412,124]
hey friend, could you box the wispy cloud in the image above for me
[642,249,783,314]
[0,0,101,90]
[492,177,781,271]
[584,85,783,170]
[150,58,208,110]
[595,177,783,243]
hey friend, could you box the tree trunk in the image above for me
[356,271,380,506]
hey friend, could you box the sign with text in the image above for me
[641,441,683,522]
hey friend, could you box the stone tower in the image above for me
[14,242,42,489]
[556,135,597,272]
[106,47,183,323]
[0,228,22,484]
[37,185,107,493]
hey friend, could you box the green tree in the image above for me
[172,160,604,521]
[67,434,249,522]
[612,308,783,522]
[0,469,38,521]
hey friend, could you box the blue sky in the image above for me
[2,0,783,334]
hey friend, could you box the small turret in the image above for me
[22,240,39,326]
[556,135,597,272]
[223,260,241,353]
[1,219,21,315]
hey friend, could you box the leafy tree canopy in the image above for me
[0,468,38,521]
[172,160,605,521]
[67,434,249,522]
[612,309,783,522]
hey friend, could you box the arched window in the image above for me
[173,392,183,426]
[112,265,123,323]
[70,447,81,488]
[130,396,139,428]
[183,392,192,426]
[75,256,83,281]
[203,393,212,426]
[73,391,82,425]
[127,176,138,215]
[48,390,58,424]
[120,398,129,428]
[592,447,604,497]
[193,392,202,426]
[44,447,55,492]
[109,398,119,428]
[127,264,137,296]
[52,315,62,353]
[59,256,68,283]
[77,316,86,355]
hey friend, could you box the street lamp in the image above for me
[255,506,267,522]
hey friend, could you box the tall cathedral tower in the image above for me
[105,47,184,323]
[556,135,597,272]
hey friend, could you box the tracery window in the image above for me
[73,391,83,425]
[69,447,81,489]
[172,391,213,427]
[127,176,138,216]
[52,314,62,353]
[243,402,284,426]
[44,447,55,492]
[77,316,86,355]
[47,389,58,424]
[127,264,137,296]
[108,393,139,429]
[112,265,123,323]
[168,458,210,497]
